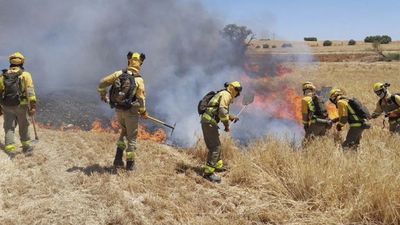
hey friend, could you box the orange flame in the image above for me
[241,64,302,123]
[38,117,167,144]
[326,102,339,120]
[90,117,167,143]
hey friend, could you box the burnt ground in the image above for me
[36,89,111,130]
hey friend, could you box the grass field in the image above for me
[1,61,400,224]
[250,40,400,55]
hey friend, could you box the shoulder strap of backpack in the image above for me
[207,89,224,107]
[391,94,400,106]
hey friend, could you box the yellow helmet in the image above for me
[302,81,316,92]
[374,82,386,92]
[127,52,146,72]
[373,82,389,98]
[226,81,242,97]
[9,52,25,65]
[127,52,145,62]
[329,87,343,103]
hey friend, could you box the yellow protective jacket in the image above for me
[97,67,146,113]
[372,94,400,119]
[201,90,233,125]
[0,66,37,105]
[301,94,315,125]
[337,98,362,127]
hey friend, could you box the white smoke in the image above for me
[0,0,310,146]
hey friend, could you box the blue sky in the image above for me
[201,0,400,41]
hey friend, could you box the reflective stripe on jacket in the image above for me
[201,90,233,125]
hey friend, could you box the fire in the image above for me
[241,63,302,123]
[250,87,302,122]
[38,117,167,143]
[326,102,339,120]
[90,117,167,143]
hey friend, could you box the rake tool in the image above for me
[146,115,176,135]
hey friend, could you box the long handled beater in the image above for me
[235,93,255,118]
[146,115,176,135]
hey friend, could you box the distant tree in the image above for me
[221,24,253,45]
[372,41,383,54]
[364,35,392,44]
[271,45,277,48]
[323,40,332,46]
[304,37,318,41]
[262,44,269,48]
[220,24,253,65]
[348,39,356,45]
[381,35,392,44]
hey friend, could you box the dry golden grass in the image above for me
[250,40,400,55]
[1,61,400,224]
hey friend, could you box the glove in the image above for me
[140,110,148,119]
[336,123,343,132]
[387,111,399,118]
[28,103,36,116]
[371,113,380,119]
[100,95,109,103]
[223,121,230,132]
[327,119,333,128]
[229,115,239,123]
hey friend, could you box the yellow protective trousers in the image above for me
[116,106,139,161]
[201,122,222,175]
[2,105,31,152]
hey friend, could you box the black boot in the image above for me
[22,145,34,156]
[126,160,135,171]
[204,173,221,183]
[113,148,124,168]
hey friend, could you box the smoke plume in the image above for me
[0,0,306,146]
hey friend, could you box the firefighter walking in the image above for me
[371,82,400,133]
[301,82,332,141]
[0,52,37,157]
[98,52,148,171]
[329,88,370,150]
[200,81,241,183]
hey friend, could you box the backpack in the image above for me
[379,93,400,107]
[348,98,371,120]
[312,95,328,119]
[1,69,23,106]
[197,90,223,115]
[108,70,137,110]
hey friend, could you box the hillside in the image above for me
[247,40,400,62]
[1,61,400,225]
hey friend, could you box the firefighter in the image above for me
[0,52,37,157]
[301,82,332,141]
[371,82,400,133]
[329,88,370,150]
[97,52,148,171]
[201,81,241,183]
